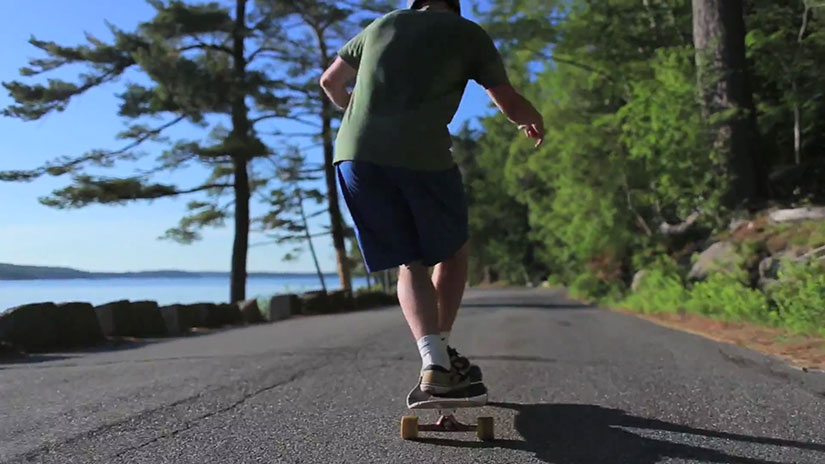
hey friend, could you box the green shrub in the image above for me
[684,272,774,323]
[622,269,687,314]
[770,261,825,336]
[569,273,622,303]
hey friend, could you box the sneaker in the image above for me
[447,345,482,382]
[420,364,471,396]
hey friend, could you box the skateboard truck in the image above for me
[401,408,495,441]
[403,382,493,441]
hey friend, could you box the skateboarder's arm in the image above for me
[486,83,545,147]
[320,57,357,110]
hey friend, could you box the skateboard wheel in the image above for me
[477,417,494,441]
[401,416,419,440]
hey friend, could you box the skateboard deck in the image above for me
[402,382,494,441]
[406,382,488,409]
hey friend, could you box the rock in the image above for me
[728,218,750,232]
[240,299,265,324]
[131,301,166,337]
[328,290,355,313]
[0,340,23,358]
[688,241,739,281]
[300,291,331,315]
[259,294,300,322]
[54,302,104,347]
[0,303,58,352]
[192,303,218,328]
[769,207,825,223]
[94,300,133,337]
[192,303,242,328]
[758,256,781,281]
[177,304,210,331]
[354,291,398,310]
[631,270,648,293]
[158,305,182,336]
[214,303,243,326]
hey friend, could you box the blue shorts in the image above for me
[336,161,469,273]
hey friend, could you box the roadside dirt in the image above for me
[617,309,825,372]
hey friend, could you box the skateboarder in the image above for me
[320,0,544,396]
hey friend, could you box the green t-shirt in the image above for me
[334,9,509,171]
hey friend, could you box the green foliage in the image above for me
[622,269,688,314]
[467,0,825,327]
[746,0,825,178]
[453,123,542,285]
[684,272,775,323]
[770,261,825,335]
[621,269,774,324]
[569,272,623,304]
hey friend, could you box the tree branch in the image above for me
[0,116,186,182]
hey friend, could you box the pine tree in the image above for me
[1,0,312,302]
[692,0,769,206]
[252,0,395,291]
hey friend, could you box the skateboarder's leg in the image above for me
[432,242,469,335]
[398,261,441,341]
[337,161,470,393]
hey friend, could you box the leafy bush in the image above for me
[770,261,825,336]
[684,272,774,323]
[569,272,623,303]
[622,269,687,314]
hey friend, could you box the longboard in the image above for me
[401,382,494,441]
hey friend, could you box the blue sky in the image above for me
[0,0,497,273]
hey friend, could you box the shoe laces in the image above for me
[447,346,469,364]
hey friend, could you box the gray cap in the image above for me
[407,0,461,15]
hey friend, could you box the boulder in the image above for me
[240,299,265,324]
[177,304,210,331]
[131,301,166,337]
[0,340,23,358]
[158,305,182,336]
[259,294,300,322]
[0,303,58,352]
[758,256,781,281]
[688,241,739,281]
[354,291,398,310]
[192,303,242,328]
[327,290,354,313]
[300,291,331,315]
[214,303,243,326]
[193,303,216,328]
[94,300,133,337]
[769,207,825,223]
[54,302,104,347]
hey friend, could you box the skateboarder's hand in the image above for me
[520,122,544,148]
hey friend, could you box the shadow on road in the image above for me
[417,402,825,464]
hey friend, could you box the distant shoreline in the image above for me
[0,263,337,281]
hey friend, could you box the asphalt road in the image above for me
[2,288,825,464]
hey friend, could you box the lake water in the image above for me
[0,275,370,312]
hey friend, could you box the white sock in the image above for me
[440,331,451,346]
[417,334,450,370]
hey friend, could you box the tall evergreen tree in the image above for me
[692,0,769,206]
[1,0,308,302]
[253,0,395,291]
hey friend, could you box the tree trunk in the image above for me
[298,191,327,293]
[231,156,250,303]
[692,0,768,207]
[320,95,352,291]
[229,0,250,303]
[793,4,811,166]
[315,30,352,292]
